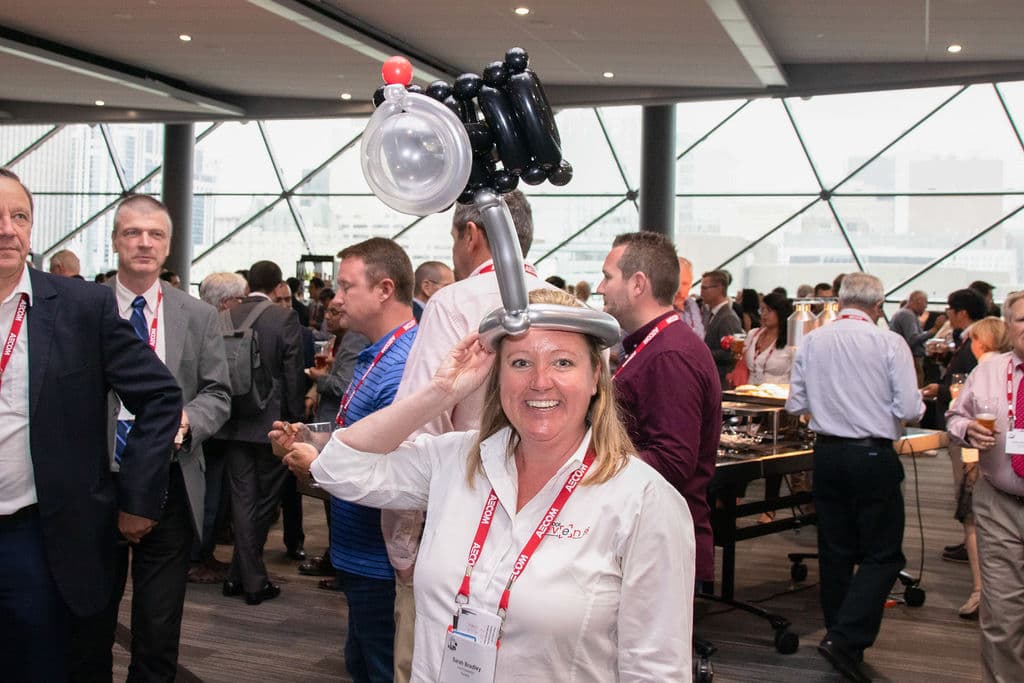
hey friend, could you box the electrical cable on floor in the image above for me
[904,438,926,585]
[697,581,820,619]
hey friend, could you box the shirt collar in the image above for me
[3,266,32,307]
[710,299,730,316]
[115,277,161,316]
[479,426,593,483]
[248,291,271,301]
[357,321,410,360]
[622,310,676,354]
[837,307,872,323]
[468,259,494,278]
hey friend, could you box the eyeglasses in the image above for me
[700,283,722,290]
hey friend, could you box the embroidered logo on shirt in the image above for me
[544,521,591,540]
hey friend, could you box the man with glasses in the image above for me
[701,269,743,387]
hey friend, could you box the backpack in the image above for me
[220,300,276,417]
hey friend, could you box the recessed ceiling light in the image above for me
[603,71,614,79]
[95,100,105,106]
[340,92,352,100]
[514,7,530,16]
[179,34,192,42]
[947,43,962,53]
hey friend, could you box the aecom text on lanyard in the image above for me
[0,293,28,392]
[336,319,416,427]
[146,290,163,350]
[613,313,679,378]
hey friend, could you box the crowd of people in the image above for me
[3,161,1023,683]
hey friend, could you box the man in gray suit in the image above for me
[701,269,744,387]
[70,195,232,681]
[218,260,305,604]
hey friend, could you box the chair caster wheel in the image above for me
[774,629,799,654]
[693,656,714,682]
[905,585,926,607]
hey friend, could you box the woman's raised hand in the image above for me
[432,332,496,403]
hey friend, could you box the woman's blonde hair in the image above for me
[466,288,633,487]
[969,316,1011,354]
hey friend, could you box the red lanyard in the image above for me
[0,293,28,392]
[1006,359,1019,426]
[146,290,163,350]
[336,319,416,426]
[475,261,538,278]
[836,312,871,323]
[614,313,680,378]
[457,446,596,618]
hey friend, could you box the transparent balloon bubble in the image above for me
[361,85,472,216]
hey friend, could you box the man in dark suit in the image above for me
[71,195,233,681]
[701,269,744,387]
[411,260,454,322]
[218,260,305,604]
[0,169,182,681]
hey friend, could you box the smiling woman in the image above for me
[274,287,695,682]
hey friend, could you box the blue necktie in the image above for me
[115,295,149,464]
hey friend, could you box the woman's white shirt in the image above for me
[311,427,695,682]
[743,327,795,385]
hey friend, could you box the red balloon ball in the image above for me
[382,56,414,86]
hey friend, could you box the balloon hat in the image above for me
[361,50,620,350]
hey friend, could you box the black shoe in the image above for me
[818,638,870,683]
[245,582,281,606]
[285,545,307,561]
[222,579,244,597]
[942,545,969,563]
[298,554,334,576]
[944,542,965,553]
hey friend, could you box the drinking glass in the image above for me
[974,397,998,432]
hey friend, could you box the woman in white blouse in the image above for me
[277,288,694,682]
[742,291,794,385]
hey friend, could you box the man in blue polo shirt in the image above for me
[329,237,418,683]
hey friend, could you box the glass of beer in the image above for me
[975,397,998,432]
[313,338,333,369]
[731,333,746,357]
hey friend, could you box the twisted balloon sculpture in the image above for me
[361,50,619,349]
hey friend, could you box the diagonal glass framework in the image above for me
[2,78,1023,310]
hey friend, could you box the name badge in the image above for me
[1006,429,1024,455]
[438,629,497,683]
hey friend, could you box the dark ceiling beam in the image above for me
[245,0,464,81]
[0,25,245,116]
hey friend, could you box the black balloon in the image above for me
[426,80,453,101]
[468,157,496,187]
[492,170,519,193]
[466,122,494,156]
[457,98,479,124]
[483,61,509,88]
[548,160,573,186]
[478,85,531,174]
[453,73,483,101]
[372,85,386,108]
[521,165,548,185]
[406,84,424,95]
[457,187,477,204]
[505,47,529,74]
[506,70,562,167]
[443,96,461,116]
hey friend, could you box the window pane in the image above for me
[541,108,630,194]
[717,200,858,295]
[533,196,639,285]
[0,125,57,166]
[13,124,123,193]
[594,105,642,190]
[262,119,365,189]
[785,85,962,188]
[190,196,284,281]
[675,98,821,194]
[838,84,1024,193]
[193,122,284,193]
[106,124,164,188]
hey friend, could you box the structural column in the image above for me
[163,123,195,290]
[639,105,676,237]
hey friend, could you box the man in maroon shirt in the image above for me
[597,232,720,584]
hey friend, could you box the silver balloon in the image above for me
[361,84,472,216]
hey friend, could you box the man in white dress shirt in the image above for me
[387,190,551,683]
[786,272,924,682]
